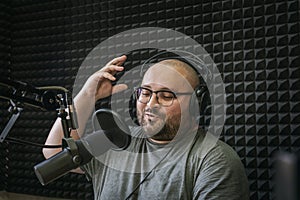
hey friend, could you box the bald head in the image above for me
[155,59,200,89]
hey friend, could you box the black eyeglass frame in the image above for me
[134,87,193,107]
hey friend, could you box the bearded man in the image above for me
[43,55,249,200]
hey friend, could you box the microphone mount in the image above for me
[0,78,78,142]
[1,78,131,185]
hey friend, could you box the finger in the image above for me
[101,72,117,81]
[112,84,128,94]
[98,64,123,74]
[115,55,127,65]
[105,65,124,72]
[101,65,124,76]
[107,55,127,66]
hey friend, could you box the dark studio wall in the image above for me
[0,0,299,200]
[0,0,11,192]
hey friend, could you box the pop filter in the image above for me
[92,108,131,150]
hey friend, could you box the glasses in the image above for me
[135,87,193,107]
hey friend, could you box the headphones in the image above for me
[128,49,211,127]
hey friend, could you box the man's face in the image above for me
[136,62,195,142]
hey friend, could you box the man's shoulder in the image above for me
[191,131,249,199]
[192,131,241,165]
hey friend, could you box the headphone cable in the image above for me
[124,144,173,200]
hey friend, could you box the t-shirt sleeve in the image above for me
[193,141,249,200]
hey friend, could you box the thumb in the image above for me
[111,84,128,94]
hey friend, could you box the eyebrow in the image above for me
[141,85,174,91]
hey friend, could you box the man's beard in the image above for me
[137,107,181,141]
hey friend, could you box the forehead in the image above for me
[141,62,193,91]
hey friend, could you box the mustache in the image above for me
[143,107,163,117]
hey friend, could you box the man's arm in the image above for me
[42,55,128,167]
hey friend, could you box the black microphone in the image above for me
[34,109,131,185]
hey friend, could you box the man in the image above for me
[43,55,249,199]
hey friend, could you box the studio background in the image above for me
[0,0,299,199]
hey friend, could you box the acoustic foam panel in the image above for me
[0,0,11,192]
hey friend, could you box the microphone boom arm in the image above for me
[0,78,78,141]
[0,100,23,142]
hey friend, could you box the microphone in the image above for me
[34,109,131,185]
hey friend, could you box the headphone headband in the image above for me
[139,49,212,82]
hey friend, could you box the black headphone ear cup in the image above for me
[129,91,140,125]
[189,93,198,119]
[189,85,208,123]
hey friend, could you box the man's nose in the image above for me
[147,93,160,108]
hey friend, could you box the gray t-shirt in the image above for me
[82,128,249,200]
